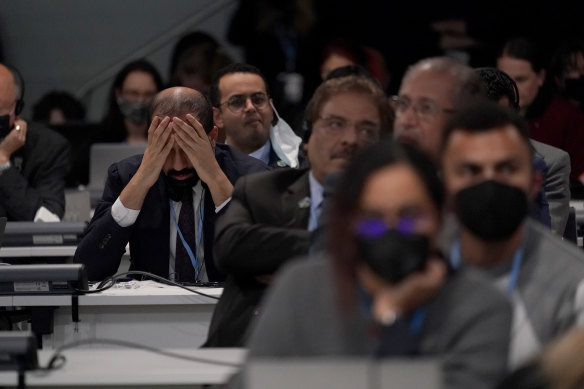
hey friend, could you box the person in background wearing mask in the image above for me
[0,63,70,221]
[226,138,512,389]
[101,59,164,144]
[440,101,584,369]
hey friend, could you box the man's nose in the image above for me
[396,106,420,127]
[340,125,360,144]
[482,168,497,181]
[243,97,256,112]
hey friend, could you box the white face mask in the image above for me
[269,101,302,168]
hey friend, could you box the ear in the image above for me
[537,69,547,87]
[212,107,224,129]
[207,125,219,148]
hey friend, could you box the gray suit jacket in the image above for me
[440,216,584,367]
[531,139,571,236]
[485,220,584,367]
[229,255,512,389]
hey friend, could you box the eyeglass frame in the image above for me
[217,92,270,113]
[354,210,436,237]
[315,114,380,143]
[390,95,456,120]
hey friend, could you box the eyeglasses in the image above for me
[390,95,456,121]
[316,115,379,143]
[218,92,269,113]
[354,214,432,237]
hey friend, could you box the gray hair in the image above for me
[402,56,487,108]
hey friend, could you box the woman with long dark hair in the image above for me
[228,139,513,389]
[101,59,163,144]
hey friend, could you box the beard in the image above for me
[164,169,200,202]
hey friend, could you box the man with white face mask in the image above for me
[210,62,308,169]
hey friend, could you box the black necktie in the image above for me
[175,192,197,282]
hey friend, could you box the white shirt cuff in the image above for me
[34,206,61,222]
[215,197,231,213]
[112,197,140,227]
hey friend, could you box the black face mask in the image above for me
[454,180,528,241]
[564,76,584,103]
[165,169,200,202]
[0,115,11,138]
[356,227,430,284]
[117,97,150,125]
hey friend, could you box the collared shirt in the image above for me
[111,181,231,282]
[248,139,272,165]
[168,181,207,281]
[308,171,323,231]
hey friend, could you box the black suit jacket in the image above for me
[0,124,70,220]
[204,167,312,347]
[73,143,269,282]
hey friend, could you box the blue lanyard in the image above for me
[409,308,426,335]
[169,196,204,279]
[450,240,524,294]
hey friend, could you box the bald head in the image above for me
[0,64,19,115]
[151,86,213,133]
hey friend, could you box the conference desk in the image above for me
[1,281,221,350]
[0,245,131,273]
[0,347,245,388]
[0,246,77,258]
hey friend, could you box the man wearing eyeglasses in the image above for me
[210,62,308,169]
[203,74,392,347]
[392,56,486,162]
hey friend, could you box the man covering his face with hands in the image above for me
[74,87,268,282]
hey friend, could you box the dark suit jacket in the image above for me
[0,124,70,220]
[203,167,312,347]
[73,143,269,282]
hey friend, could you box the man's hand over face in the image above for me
[137,116,174,188]
[0,119,27,163]
[172,114,221,184]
